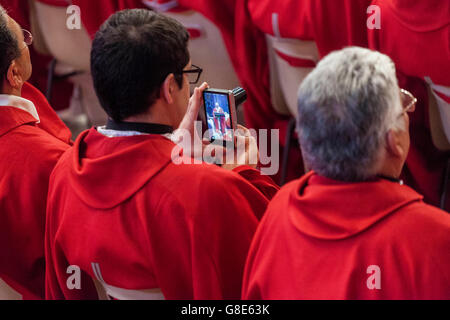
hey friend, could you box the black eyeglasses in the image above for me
[182,64,203,84]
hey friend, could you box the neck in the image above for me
[124,114,171,126]
[1,83,22,97]
[106,118,173,134]
[123,101,173,127]
[376,160,403,181]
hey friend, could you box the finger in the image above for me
[236,124,248,133]
[235,125,251,137]
[179,82,209,130]
[188,82,209,111]
[234,135,250,152]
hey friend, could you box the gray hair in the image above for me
[297,47,403,181]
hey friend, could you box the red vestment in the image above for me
[0,83,71,299]
[243,172,450,300]
[45,128,279,299]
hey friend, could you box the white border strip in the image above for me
[272,13,281,38]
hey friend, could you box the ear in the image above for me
[6,60,23,89]
[161,73,176,104]
[386,129,404,158]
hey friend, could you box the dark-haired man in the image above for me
[45,9,278,300]
[0,6,71,299]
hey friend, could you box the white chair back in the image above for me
[426,77,450,151]
[266,35,319,117]
[0,278,22,300]
[33,0,91,72]
[32,1,107,127]
[91,263,165,300]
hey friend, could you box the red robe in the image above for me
[248,0,371,57]
[0,83,71,300]
[243,172,450,300]
[45,128,279,300]
[368,0,450,208]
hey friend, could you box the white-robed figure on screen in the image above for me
[212,102,229,136]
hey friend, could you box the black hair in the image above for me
[91,9,190,121]
[0,6,21,91]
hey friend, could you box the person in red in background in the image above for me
[248,0,371,57]
[243,47,450,300]
[368,0,450,210]
[0,6,71,300]
[1,0,74,112]
[45,9,279,300]
[71,0,146,37]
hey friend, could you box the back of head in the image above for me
[0,6,20,91]
[297,47,403,181]
[91,9,190,122]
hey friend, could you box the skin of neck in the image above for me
[374,128,409,180]
[376,156,403,180]
[122,99,176,128]
[1,81,22,97]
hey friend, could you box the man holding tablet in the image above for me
[45,9,278,300]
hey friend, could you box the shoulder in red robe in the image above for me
[243,172,450,299]
[0,85,70,299]
[22,82,72,145]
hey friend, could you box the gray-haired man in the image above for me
[243,47,450,300]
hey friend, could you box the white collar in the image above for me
[97,126,173,141]
[0,94,40,123]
